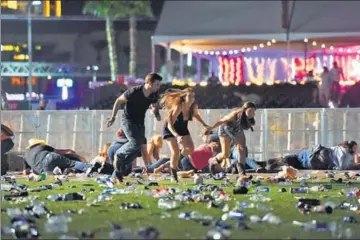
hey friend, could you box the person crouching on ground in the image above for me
[1,124,15,175]
[203,102,257,178]
[24,138,100,175]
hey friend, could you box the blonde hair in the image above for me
[160,88,194,120]
[99,143,111,158]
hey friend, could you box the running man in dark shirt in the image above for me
[106,72,163,183]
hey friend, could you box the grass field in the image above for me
[2,173,360,239]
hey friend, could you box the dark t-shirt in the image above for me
[122,85,159,124]
[24,144,55,174]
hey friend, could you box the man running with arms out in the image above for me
[107,73,163,183]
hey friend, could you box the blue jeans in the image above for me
[230,147,259,170]
[107,142,123,165]
[73,161,93,172]
[297,148,311,169]
[115,120,146,166]
[180,156,194,171]
[41,152,92,173]
[148,158,170,171]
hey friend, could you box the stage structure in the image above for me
[152,1,360,84]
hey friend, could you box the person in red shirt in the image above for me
[179,141,219,171]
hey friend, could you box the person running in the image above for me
[160,88,209,182]
[203,102,257,178]
[106,72,163,183]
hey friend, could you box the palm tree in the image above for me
[83,1,153,79]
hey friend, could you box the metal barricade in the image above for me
[2,108,360,163]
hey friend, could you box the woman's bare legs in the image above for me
[209,136,231,175]
[165,137,180,182]
[180,135,195,157]
[234,134,247,176]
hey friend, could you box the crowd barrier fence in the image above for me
[2,108,360,166]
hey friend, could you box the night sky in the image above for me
[62,0,165,17]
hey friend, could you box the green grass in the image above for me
[2,175,360,239]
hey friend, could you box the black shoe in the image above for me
[237,163,246,175]
[255,167,267,173]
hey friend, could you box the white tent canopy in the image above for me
[153,1,360,49]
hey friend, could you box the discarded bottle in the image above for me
[205,229,230,240]
[1,184,13,191]
[221,210,246,221]
[39,172,47,181]
[6,208,22,218]
[279,180,292,186]
[256,186,270,193]
[249,195,271,202]
[157,199,178,209]
[313,205,333,214]
[249,215,262,223]
[45,215,71,233]
[293,220,336,232]
[236,202,254,209]
[343,216,357,223]
[290,187,309,194]
[262,213,281,225]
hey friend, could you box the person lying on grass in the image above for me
[23,138,102,176]
[266,140,359,171]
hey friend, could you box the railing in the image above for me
[2,109,360,163]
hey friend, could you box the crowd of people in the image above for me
[1,72,359,182]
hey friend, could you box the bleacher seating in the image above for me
[80,82,323,110]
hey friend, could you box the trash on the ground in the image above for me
[256,186,270,193]
[157,199,179,209]
[194,174,204,185]
[221,210,246,221]
[120,202,143,209]
[293,220,336,233]
[46,193,85,202]
[233,186,248,195]
[343,216,357,223]
[136,226,160,239]
[205,228,231,240]
[44,215,72,233]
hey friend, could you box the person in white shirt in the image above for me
[319,67,332,106]
[330,61,345,105]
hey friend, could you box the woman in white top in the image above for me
[319,66,332,106]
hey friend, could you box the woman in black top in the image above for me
[160,88,208,182]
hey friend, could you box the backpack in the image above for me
[309,145,332,170]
